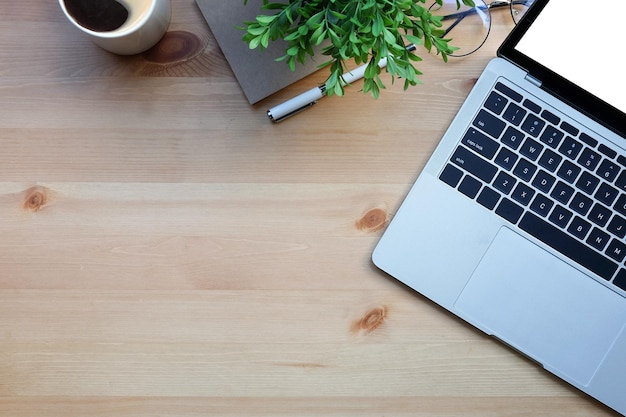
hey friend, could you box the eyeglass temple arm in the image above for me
[440,0,529,36]
[440,4,488,36]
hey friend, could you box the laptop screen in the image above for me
[499,0,626,136]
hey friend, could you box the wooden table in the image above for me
[0,2,620,416]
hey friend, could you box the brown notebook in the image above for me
[196,0,325,104]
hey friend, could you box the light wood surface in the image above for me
[0,1,620,416]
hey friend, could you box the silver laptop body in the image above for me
[373,0,626,414]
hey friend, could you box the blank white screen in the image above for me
[516,0,625,113]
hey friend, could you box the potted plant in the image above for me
[242,0,475,98]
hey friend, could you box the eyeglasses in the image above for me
[429,0,535,57]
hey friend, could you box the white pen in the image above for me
[267,58,387,122]
[267,44,416,122]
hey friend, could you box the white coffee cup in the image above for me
[59,0,171,55]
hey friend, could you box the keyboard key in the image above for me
[458,176,482,198]
[598,144,617,159]
[495,198,524,224]
[477,186,501,210]
[519,212,618,280]
[532,170,556,193]
[511,183,535,206]
[579,132,598,147]
[494,147,518,171]
[551,181,575,204]
[568,216,591,240]
[587,227,610,251]
[575,171,600,195]
[596,159,620,182]
[493,171,516,195]
[578,148,601,171]
[451,146,498,183]
[538,149,562,172]
[606,239,626,263]
[588,203,611,227]
[523,98,542,114]
[484,91,508,115]
[607,214,626,238]
[549,204,573,228]
[595,182,619,206]
[530,194,554,217]
[462,128,500,159]
[541,109,560,125]
[559,136,583,160]
[513,158,537,182]
[614,269,626,291]
[521,114,545,137]
[439,164,463,187]
[615,170,626,192]
[501,126,525,150]
[473,109,506,139]
[557,160,581,183]
[539,125,564,148]
[503,103,527,126]
[520,138,544,161]
[615,194,626,217]
[569,192,593,216]
[494,82,522,102]
[561,121,579,137]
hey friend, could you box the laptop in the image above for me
[195,0,325,104]
[372,0,626,414]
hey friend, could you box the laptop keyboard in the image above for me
[439,80,626,294]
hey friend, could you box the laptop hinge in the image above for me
[525,73,542,88]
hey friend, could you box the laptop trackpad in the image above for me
[454,227,626,386]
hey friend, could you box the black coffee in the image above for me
[64,0,129,32]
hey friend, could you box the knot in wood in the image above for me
[23,186,49,212]
[352,306,388,335]
[143,31,204,64]
[356,208,387,232]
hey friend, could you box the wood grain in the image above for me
[0,1,620,416]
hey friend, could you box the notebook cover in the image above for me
[196,0,326,104]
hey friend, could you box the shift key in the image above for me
[450,146,498,183]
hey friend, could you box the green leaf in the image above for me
[246,26,267,36]
[287,56,296,71]
[404,35,423,46]
[248,35,262,50]
[260,30,271,48]
[255,15,276,25]
[334,81,344,96]
[330,10,347,20]
[311,26,326,45]
[382,27,396,44]
[372,14,383,36]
